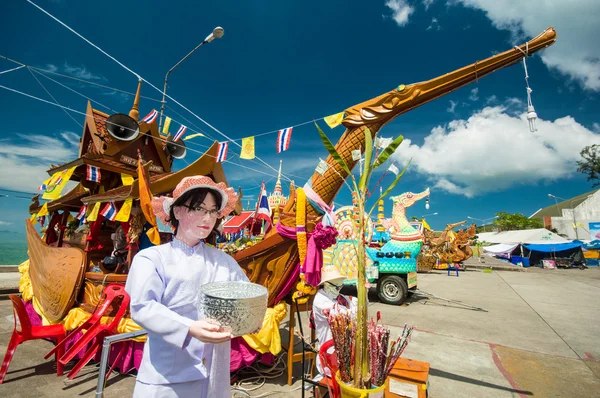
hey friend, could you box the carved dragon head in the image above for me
[390,188,430,209]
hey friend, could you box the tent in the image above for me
[522,242,584,267]
[477,229,568,244]
[482,243,520,259]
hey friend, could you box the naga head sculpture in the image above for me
[389,188,430,209]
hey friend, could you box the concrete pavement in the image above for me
[0,268,598,397]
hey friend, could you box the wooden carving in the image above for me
[25,220,85,322]
[236,28,557,304]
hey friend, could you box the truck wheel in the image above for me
[377,275,408,305]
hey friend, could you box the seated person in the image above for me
[312,265,357,377]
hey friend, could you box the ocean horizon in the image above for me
[0,232,28,265]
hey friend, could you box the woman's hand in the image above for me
[189,319,232,344]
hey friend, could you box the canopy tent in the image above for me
[483,243,520,256]
[523,242,582,253]
[477,229,568,244]
[222,211,256,234]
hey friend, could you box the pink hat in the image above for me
[152,176,238,226]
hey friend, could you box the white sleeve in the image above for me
[125,250,193,349]
[225,254,250,282]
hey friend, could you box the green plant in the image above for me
[316,122,409,388]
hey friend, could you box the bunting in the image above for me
[86,165,101,183]
[75,204,87,220]
[115,198,133,222]
[162,116,172,135]
[376,136,392,149]
[183,133,204,141]
[38,176,51,191]
[255,182,272,231]
[388,164,400,175]
[351,149,362,161]
[174,125,187,141]
[217,142,229,162]
[316,159,329,175]
[276,127,293,153]
[142,109,158,124]
[37,203,49,217]
[121,173,134,186]
[324,112,344,128]
[100,202,117,221]
[240,136,255,160]
[42,166,77,200]
[87,202,101,222]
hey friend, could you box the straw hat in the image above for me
[319,264,346,286]
[152,176,238,226]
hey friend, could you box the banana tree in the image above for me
[316,122,409,388]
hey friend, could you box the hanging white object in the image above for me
[425,197,430,210]
[316,158,329,175]
[351,149,362,161]
[515,43,538,133]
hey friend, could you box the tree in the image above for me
[577,144,600,187]
[493,212,543,231]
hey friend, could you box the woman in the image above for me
[125,176,248,397]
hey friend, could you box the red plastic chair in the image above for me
[0,295,66,384]
[319,339,340,398]
[45,284,130,379]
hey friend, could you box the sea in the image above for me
[0,232,28,265]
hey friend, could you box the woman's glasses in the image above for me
[185,205,219,218]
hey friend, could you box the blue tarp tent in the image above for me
[523,242,583,252]
[522,242,584,266]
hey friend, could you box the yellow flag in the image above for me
[87,202,101,222]
[115,198,133,222]
[30,212,38,222]
[162,117,172,135]
[67,213,75,223]
[37,203,49,217]
[324,112,344,129]
[42,166,77,200]
[421,218,431,231]
[121,174,134,186]
[240,136,255,160]
[183,133,205,141]
[138,160,160,245]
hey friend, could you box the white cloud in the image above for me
[426,17,441,31]
[0,221,12,226]
[593,123,600,133]
[385,0,415,26]
[447,100,458,113]
[469,87,479,101]
[43,62,105,81]
[0,133,79,192]
[393,104,600,197]
[485,95,497,104]
[451,0,600,91]
[422,0,435,10]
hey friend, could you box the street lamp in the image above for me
[548,193,592,240]
[158,26,225,131]
[421,212,438,219]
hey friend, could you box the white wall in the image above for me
[550,191,600,240]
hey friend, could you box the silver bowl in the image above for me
[199,281,268,337]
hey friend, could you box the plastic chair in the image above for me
[318,339,340,398]
[0,295,66,384]
[45,284,130,379]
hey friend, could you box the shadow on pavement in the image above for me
[429,367,533,395]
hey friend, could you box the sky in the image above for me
[0,0,599,235]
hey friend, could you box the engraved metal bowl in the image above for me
[199,281,268,337]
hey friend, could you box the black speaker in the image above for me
[166,135,187,159]
[106,113,140,141]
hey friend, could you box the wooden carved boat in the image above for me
[25,220,86,322]
[235,28,557,304]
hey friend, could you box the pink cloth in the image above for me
[276,223,337,286]
[230,337,274,372]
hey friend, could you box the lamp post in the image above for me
[548,194,592,240]
[158,26,224,132]
[421,212,438,219]
[467,216,498,233]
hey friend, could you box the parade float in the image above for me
[417,221,478,271]
[17,27,557,382]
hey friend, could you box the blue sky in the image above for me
[0,0,599,234]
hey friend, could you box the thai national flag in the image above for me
[216,142,228,162]
[75,204,87,220]
[38,183,47,191]
[142,109,158,124]
[174,125,187,141]
[86,165,101,182]
[276,127,293,153]
[254,182,272,229]
[100,202,117,221]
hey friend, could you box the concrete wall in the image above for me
[550,191,600,240]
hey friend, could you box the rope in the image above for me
[0,64,26,75]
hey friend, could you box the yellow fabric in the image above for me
[421,218,431,231]
[87,202,101,222]
[37,203,49,217]
[242,302,287,355]
[296,188,307,267]
[183,133,204,141]
[324,112,344,129]
[18,259,33,302]
[240,136,255,160]
[30,212,38,222]
[115,198,133,222]
[121,174,134,186]
[138,160,160,245]
[67,213,75,223]
[162,116,172,135]
[42,165,77,200]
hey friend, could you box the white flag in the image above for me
[376,137,392,149]
[388,163,399,175]
[351,149,361,161]
[316,159,329,175]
